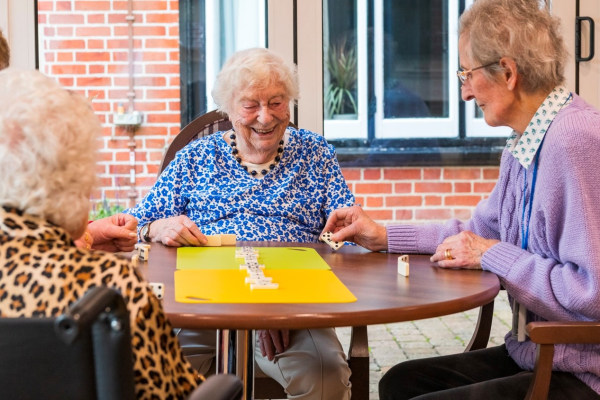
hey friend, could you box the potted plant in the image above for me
[325,40,358,119]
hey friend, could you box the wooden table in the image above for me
[138,242,500,399]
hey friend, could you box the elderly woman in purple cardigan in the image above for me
[323,0,600,399]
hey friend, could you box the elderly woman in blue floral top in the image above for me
[126,48,354,400]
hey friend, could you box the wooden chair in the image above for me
[467,289,600,400]
[0,286,243,400]
[159,110,370,399]
[524,321,600,399]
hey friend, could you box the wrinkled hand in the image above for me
[149,215,207,247]
[258,329,290,361]
[322,205,388,252]
[430,231,499,269]
[86,213,138,252]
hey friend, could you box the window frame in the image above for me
[178,0,507,168]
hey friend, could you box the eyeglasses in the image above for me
[456,61,498,85]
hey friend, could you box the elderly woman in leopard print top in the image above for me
[0,69,200,399]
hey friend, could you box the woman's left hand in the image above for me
[430,231,499,269]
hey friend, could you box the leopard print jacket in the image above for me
[0,206,199,399]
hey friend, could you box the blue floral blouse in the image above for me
[126,127,355,242]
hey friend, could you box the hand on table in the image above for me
[430,231,500,269]
[258,329,290,361]
[82,213,138,252]
[149,215,207,247]
[322,205,388,252]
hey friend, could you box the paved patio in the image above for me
[335,290,512,399]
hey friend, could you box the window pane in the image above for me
[323,0,359,120]
[383,0,448,119]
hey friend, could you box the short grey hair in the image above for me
[0,69,99,238]
[459,0,566,93]
[211,47,299,116]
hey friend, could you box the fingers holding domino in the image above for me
[319,231,343,251]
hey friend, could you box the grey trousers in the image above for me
[176,328,351,400]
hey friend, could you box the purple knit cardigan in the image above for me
[387,94,600,393]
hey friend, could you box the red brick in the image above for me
[57,27,74,36]
[56,1,72,11]
[444,195,482,207]
[366,197,383,207]
[77,77,112,87]
[76,52,111,62]
[386,196,422,207]
[414,182,452,193]
[394,209,413,221]
[142,52,168,62]
[383,168,421,180]
[168,101,181,111]
[56,52,73,62]
[49,14,84,24]
[425,196,442,206]
[136,126,169,136]
[57,77,74,87]
[393,182,412,193]
[88,14,106,24]
[89,65,105,74]
[50,39,86,50]
[453,209,474,220]
[363,168,381,180]
[341,168,360,182]
[454,182,472,193]
[443,167,481,180]
[146,38,179,49]
[134,26,167,36]
[354,183,393,194]
[146,114,181,124]
[474,182,496,193]
[75,1,110,11]
[134,101,168,112]
[146,13,179,23]
[76,27,111,37]
[483,167,500,180]
[145,64,180,74]
[88,39,105,49]
[38,1,53,11]
[423,168,441,180]
[147,89,180,99]
[415,209,452,220]
[365,209,393,221]
[145,138,167,149]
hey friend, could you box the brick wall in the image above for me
[37,0,498,225]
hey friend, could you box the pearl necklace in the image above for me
[229,132,284,177]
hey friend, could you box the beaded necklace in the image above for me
[228,131,284,177]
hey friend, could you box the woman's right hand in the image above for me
[147,215,208,247]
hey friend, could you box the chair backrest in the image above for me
[160,110,233,175]
[0,286,135,400]
[159,110,298,176]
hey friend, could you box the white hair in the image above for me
[0,69,99,238]
[211,48,299,116]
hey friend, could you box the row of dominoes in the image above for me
[204,233,237,247]
[235,247,279,290]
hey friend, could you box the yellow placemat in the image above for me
[174,269,356,303]
[176,247,331,270]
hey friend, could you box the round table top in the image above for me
[139,242,500,330]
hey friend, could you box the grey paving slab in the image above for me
[336,290,511,399]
